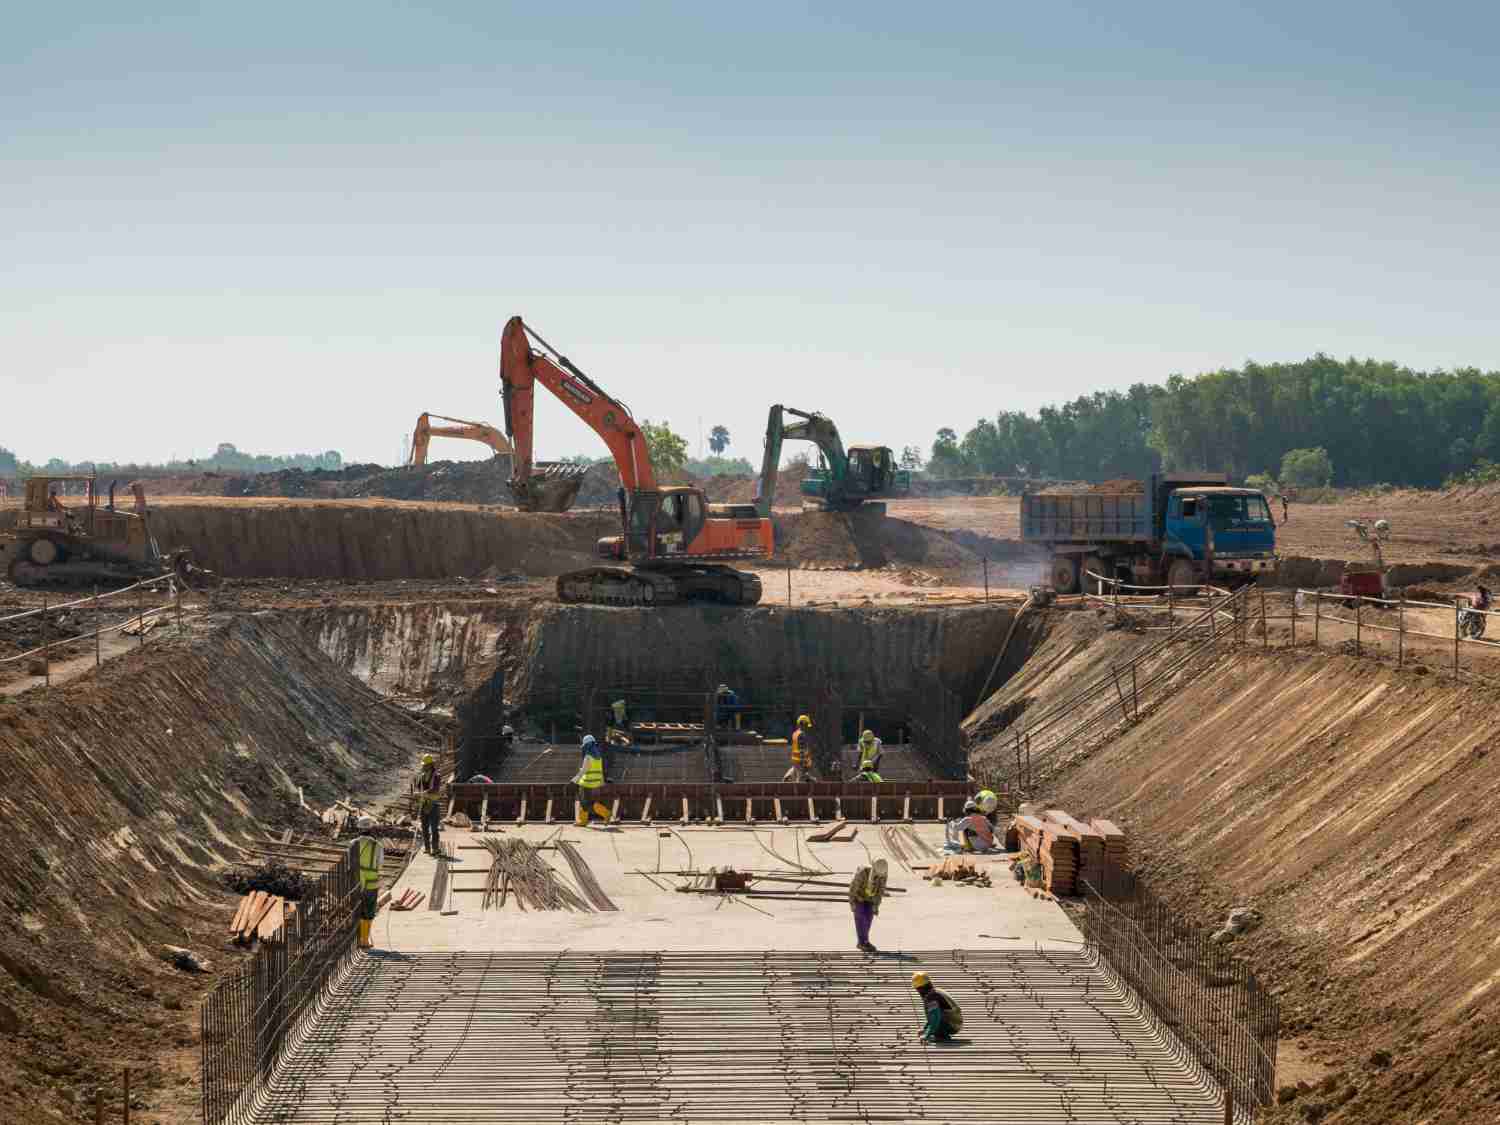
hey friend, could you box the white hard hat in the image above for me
[356,815,375,830]
[502,724,515,736]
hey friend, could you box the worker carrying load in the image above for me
[416,753,443,856]
[858,729,883,774]
[912,972,963,1043]
[782,714,816,782]
[351,816,384,950]
[848,859,889,953]
[573,735,612,826]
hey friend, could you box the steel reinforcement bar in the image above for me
[446,779,979,824]
[246,949,1232,1124]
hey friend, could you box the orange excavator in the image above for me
[408,412,513,465]
[500,315,772,606]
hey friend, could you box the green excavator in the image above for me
[756,405,910,516]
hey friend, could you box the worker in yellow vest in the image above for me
[782,714,815,782]
[416,753,443,856]
[351,816,384,950]
[573,735,611,826]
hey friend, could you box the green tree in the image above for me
[708,425,730,455]
[0,446,17,475]
[899,445,924,470]
[928,428,967,477]
[1280,447,1333,489]
[641,420,689,476]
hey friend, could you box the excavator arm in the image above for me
[408,413,513,466]
[500,316,656,510]
[756,404,848,516]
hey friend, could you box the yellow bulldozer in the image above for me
[0,476,215,589]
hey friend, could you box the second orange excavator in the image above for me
[408,412,513,465]
[500,315,772,606]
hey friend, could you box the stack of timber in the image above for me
[1089,817,1129,872]
[1013,815,1079,895]
[228,891,292,945]
[1046,810,1106,889]
[924,855,992,887]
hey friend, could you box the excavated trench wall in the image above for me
[505,602,1029,728]
[148,503,616,579]
[299,600,531,700]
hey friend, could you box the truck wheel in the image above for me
[1168,558,1198,595]
[1050,556,1078,594]
[1082,555,1107,596]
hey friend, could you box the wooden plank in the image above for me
[902,795,911,823]
[479,794,489,831]
[640,795,653,823]
[516,796,527,825]
[807,819,848,843]
[807,797,818,824]
[681,797,690,825]
[544,797,554,824]
[228,894,253,936]
[870,796,879,823]
[256,897,285,942]
[715,797,725,826]
[774,797,786,824]
[610,798,620,823]
[745,797,754,824]
[937,796,945,820]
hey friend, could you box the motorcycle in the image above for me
[1459,606,1488,640]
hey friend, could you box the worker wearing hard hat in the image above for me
[858,729,883,775]
[573,735,611,826]
[715,683,739,728]
[848,858,889,953]
[912,972,964,1043]
[352,816,384,950]
[853,759,883,783]
[782,714,815,782]
[416,753,443,856]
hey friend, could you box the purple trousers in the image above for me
[852,902,875,945]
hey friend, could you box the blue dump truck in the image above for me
[1021,472,1278,594]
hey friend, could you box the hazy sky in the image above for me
[5,2,1498,467]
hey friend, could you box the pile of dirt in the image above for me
[772,512,984,572]
[1047,646,1500,1125]
[0,613,429,1124]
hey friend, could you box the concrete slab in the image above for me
[377,823,1079,954]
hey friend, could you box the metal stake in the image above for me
[1397,593,1404,667]
[983,557,989,602]
[94,584,101,670]
[42,591,49,687]
[1455,601,1461,680]
[1314,591,1321,650]
[1355,595,1361,657]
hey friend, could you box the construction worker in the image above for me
[417,753,442,856]
[573,735,611,826]
[960,803,996,851]
[912,972,963,1042]
[352,816,384,950]
[974,789,1000,827]
[782,714,815,782]
[858,729,883,774]
[853,759,883,783]
[848,858,888,953]
[715,683,739,728]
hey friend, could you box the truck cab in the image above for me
[1164,486,1277,579]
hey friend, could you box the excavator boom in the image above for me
[500,316,652,511]
[408,412,513,466]
[758,403,908,514]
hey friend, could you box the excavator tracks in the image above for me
[556,565,762,607]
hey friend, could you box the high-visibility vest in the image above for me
[791,730,809,766]
[579,753,605,789]
[356,837,381,891]
[418,766,439,809]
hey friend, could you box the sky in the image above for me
[5,2,1499,468]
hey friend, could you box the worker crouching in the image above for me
[573,735,611,826]
[912,972,963,1043]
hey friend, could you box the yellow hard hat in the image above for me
[421,753,435,765]
[860,730,875,742]
[797,714,812,728]
[911,972,930,989]
[860,760,875,771]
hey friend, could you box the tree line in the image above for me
[0,442,344,480]
[923,354,1500,489]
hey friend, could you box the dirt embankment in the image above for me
[0,615,430,1124]
[772,511,1003,573]
[1048,647,1500,1125]
[148,503,617,580]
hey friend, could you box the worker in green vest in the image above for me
[351,816,384,950]
[572,735,611,826]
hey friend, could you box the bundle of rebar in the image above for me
[248,949,1233,1123]
[555,840,618,911]
[478,837,592,912]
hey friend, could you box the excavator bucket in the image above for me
[511,463,589,513]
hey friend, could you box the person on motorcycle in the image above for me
[1460,585,1491,640]
[1475,585,1492,612]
